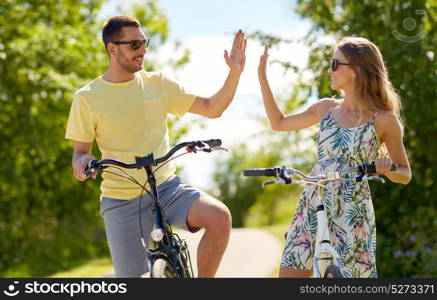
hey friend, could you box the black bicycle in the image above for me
[85,139,227,278]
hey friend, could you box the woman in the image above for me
[258,37,411,278]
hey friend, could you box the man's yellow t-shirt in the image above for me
[65,70,196,200]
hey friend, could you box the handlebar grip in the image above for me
[243,168,277,177]
[202,139,222,148]
[84,160,98,176]
[366,162,398,174]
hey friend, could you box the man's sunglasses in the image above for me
[330,58,350,71]
[111,38,149,50]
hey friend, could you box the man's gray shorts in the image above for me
[100,176,202,277]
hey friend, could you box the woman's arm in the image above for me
[258,45,336,131]
[374,111,411,185]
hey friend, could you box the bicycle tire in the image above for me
[323,265,343,278]
[151,258,178,278]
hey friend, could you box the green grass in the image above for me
[47,257,113,278]
[259,223,290,277]
[246,189,299,277]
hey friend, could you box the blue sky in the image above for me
[101,0,309,38]
[159,0,308,38]
[100,0,311,40]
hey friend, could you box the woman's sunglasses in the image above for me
[330,58,350,71]
[111,38,149,50]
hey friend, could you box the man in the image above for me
[65,16,246,277]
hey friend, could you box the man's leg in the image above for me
[186,195,232,278]
[101,196,153,278]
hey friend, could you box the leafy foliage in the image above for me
[0,0,188,276]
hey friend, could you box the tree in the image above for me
[0,0,188,276]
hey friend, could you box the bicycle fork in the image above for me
[144,165,189,277]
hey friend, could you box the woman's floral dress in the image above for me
[280,109,381,278]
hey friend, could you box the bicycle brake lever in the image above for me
[211,146,229,152]
[199,146,229,153]
[84,168,95,176]
[85,160,107,176]
[262,178,287,188]
[84,160,96,176]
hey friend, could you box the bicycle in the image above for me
[85,139,228,278]
[243,161,396,278]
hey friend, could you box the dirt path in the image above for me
[101,228,282,278]
[178,228,282,277]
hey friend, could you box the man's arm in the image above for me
[188,30,246,118]
[72,141,96,181]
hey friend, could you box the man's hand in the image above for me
[73,153,97,181]
[72,141,96,181]
[224,29,247,73]
[188,30,246,118]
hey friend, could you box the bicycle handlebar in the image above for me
[84,139,224,176]
[243,162,397,184]
[242,168,278,177]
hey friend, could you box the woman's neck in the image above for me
[341,87,365,112]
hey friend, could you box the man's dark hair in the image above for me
[102,16,141,50]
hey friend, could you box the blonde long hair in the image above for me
[335,37,403,132]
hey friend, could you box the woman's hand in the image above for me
[258,45,269,80]
[374,157,394,175]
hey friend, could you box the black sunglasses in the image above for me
[112,38,149,50]
[330,58,350,71]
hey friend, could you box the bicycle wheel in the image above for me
[323,265,343,278]
[151,258,177,278]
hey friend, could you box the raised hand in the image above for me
[258,45,269,80]
[224,29,246,73]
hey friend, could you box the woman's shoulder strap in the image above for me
[323,97,341,108]
[317,98,340,120]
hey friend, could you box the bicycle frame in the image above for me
[143,163,193,278]
[312,183,342,278]
[310,167,393,277]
